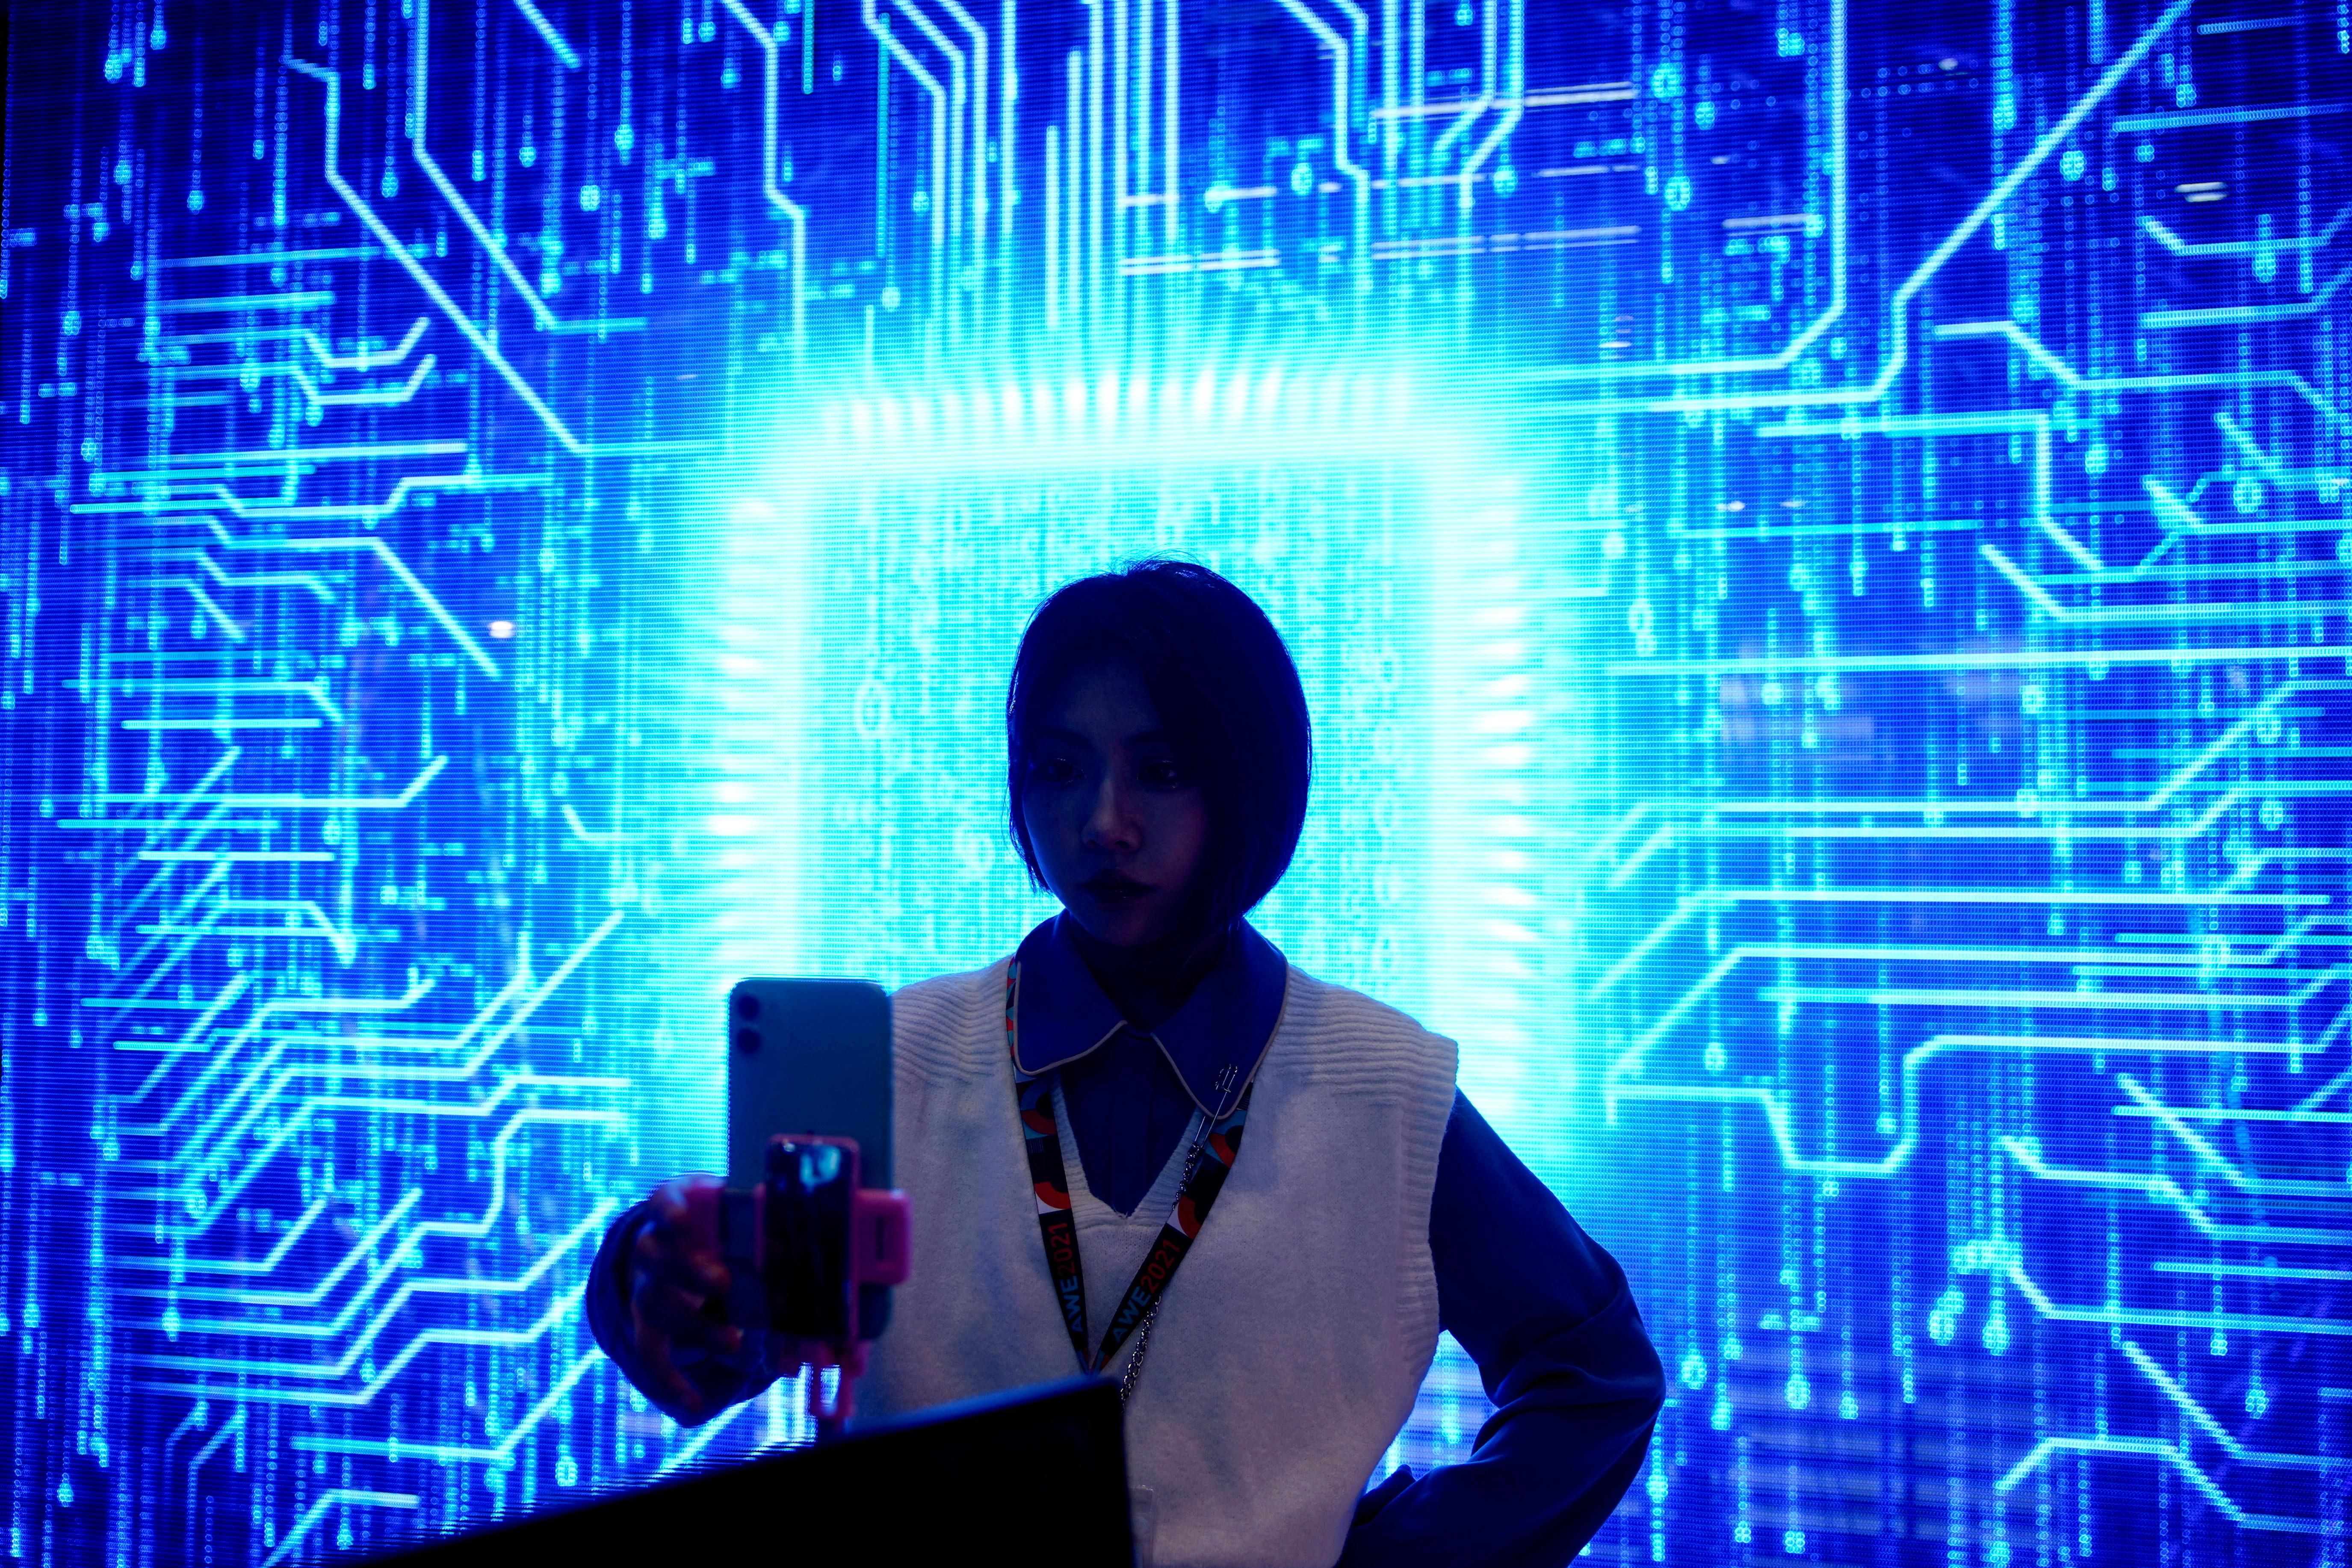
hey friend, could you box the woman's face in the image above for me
[1020,660,1211,948]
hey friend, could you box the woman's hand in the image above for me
[626,1174,746,1422]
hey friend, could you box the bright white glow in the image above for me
[800,370,1430,475]
[703,371,1551,1170]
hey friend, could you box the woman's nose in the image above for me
[1082,775,1140,851]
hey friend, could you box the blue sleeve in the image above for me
[583,1200,773,1425]
[1336,1093,1665,1567]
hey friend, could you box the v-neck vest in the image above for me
[1052,1076,1201,1382]
[862,956,1458,1568]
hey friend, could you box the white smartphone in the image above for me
[726,977,893,1190]
[724,977,895,1338]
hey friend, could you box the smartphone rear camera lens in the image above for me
[733,992,760,1021]
[734,1027,762,1055]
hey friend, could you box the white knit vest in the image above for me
[860,955,1458,1568]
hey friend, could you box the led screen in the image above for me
[1,0,2347,1562]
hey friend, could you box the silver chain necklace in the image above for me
[1111,1073,1232,1406]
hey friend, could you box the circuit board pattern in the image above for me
[1,0,2347,1562]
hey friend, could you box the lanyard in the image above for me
[1005,960,1255,1387]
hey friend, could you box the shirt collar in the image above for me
[1011,913,1288,1118]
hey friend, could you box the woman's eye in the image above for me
[1138,758,1187,789]
[1032,756,1080,785]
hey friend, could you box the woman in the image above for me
[588,559,1664,1566]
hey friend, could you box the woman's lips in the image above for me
[1081,874,1149,905]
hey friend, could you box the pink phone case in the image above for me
[681,1135,909,1435]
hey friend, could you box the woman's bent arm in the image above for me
[1338,1095,1666,1568]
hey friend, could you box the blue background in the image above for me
[0,0,2347,1561]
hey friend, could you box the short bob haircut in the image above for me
[1007,559,1312,932]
